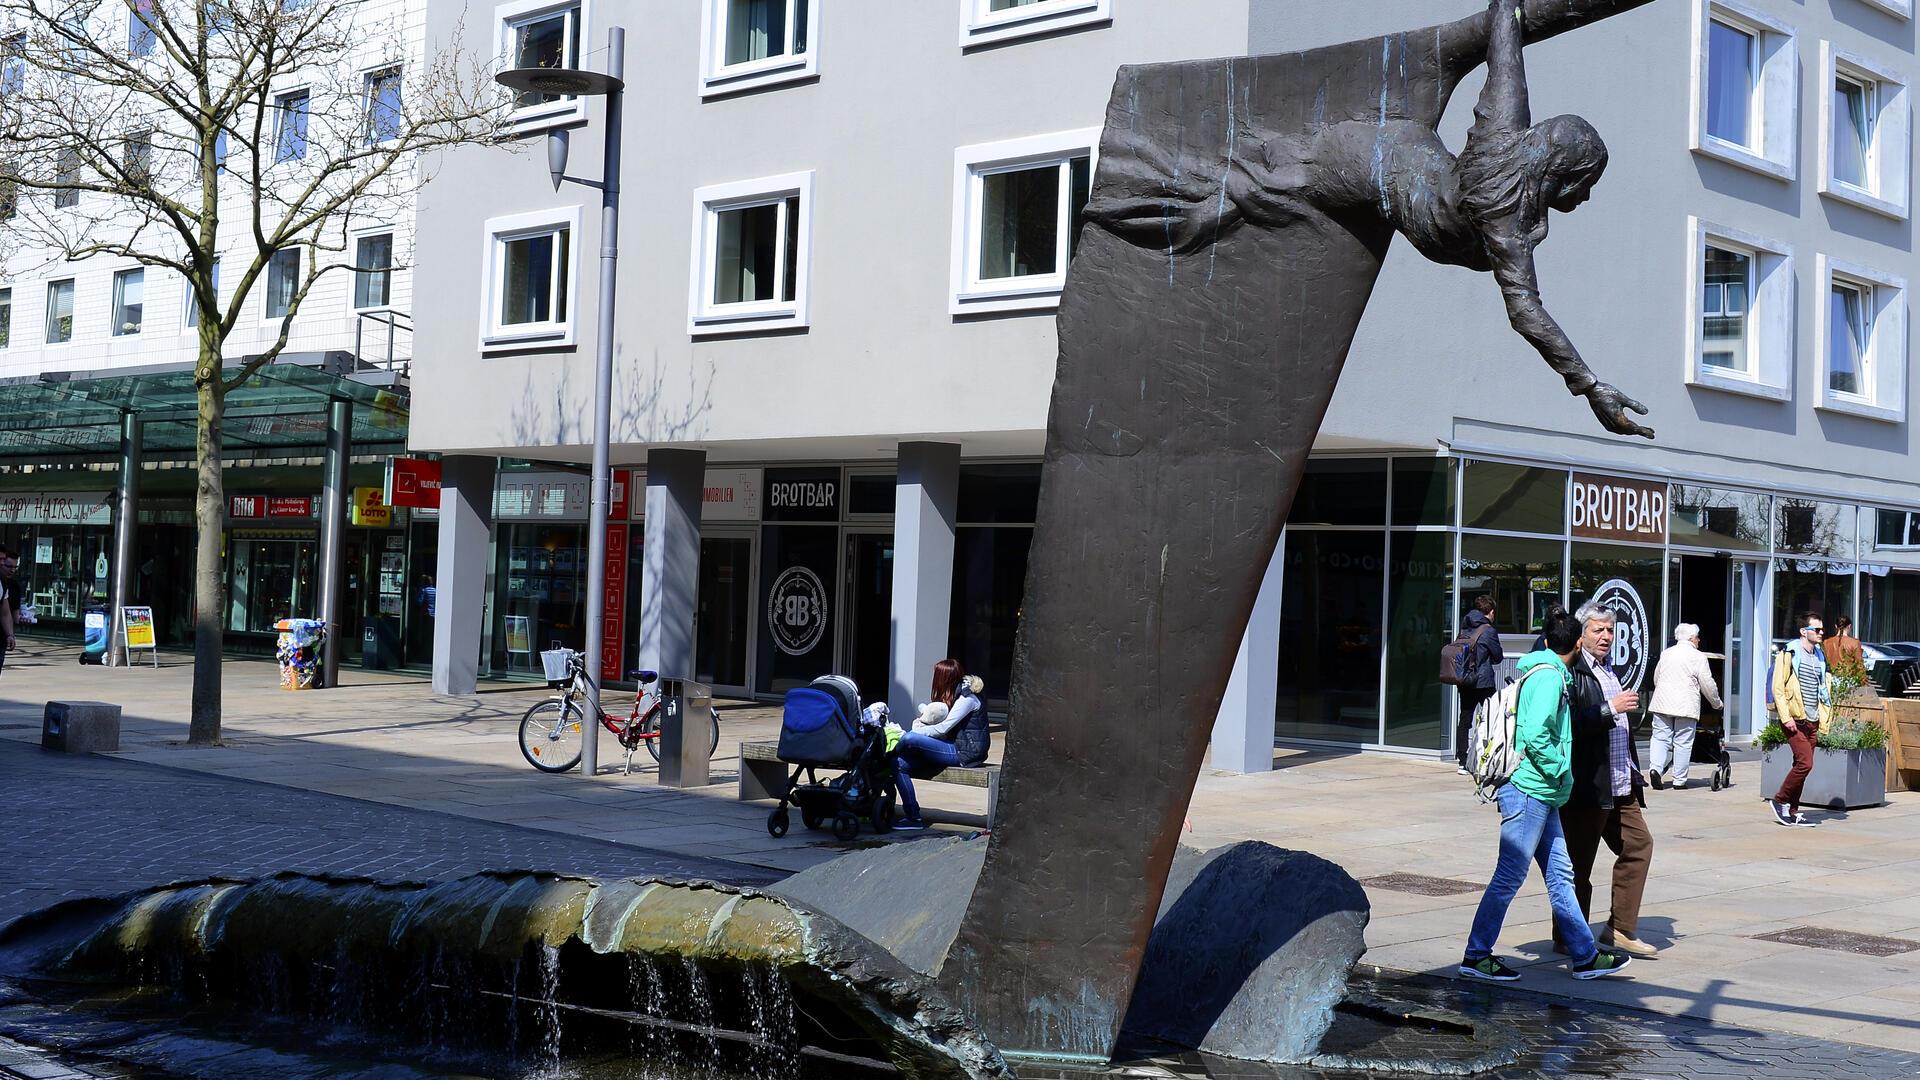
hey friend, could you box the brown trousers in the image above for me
[1556,801,1653,942]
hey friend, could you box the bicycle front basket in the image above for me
[540,649,573,684]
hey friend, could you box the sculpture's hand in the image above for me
[1584,382,1654,439]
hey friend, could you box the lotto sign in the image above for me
[1588,578,1651,691]
[350,487,391,527]
[766,566,828,656]
[1571,473,1667,543]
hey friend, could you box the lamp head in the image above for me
[494,66,622,98]
[546,128,568,190]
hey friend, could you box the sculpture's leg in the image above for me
[938,208,1391,1059]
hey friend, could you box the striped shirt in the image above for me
[1585,651,1635,797]
[1795,644,1824,714]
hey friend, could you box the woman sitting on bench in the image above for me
[891,658,987,831]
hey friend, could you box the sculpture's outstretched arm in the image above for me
[1484,226,1654,438]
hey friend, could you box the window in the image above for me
[185,258,218,328]
[112,268,144,336]
[950,128,1098,315]
[1819,43,1910,219]
[1817,253,1907,422]
[481,206,581,348]
[1692,2,1796,180]
[497,0,583,127]
[54,149,80,208]
[210,129,228,171]
[274,89,309,162]
[1686,218,1792,401]
[700,0,816,98]
[354,233,393,309]
[0,180,15,221]
[264,247,299,320]
[688,171,812,334]
[0,288,11,348]
[122,130,152,184]
[129,0,156,56]
[45,280,74,344]
[961,0,1109,48]
[0,34,23,96]
[364,66,402,144]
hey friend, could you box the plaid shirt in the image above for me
[1585,650,1634,797]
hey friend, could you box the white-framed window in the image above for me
[274,88,310,162]
[1691,1,1796,181]
[54,149,80,209]
[0,33,25,96]
[1816,253,1907,422]
[44,279,75,344]
[480,205,581,349]
[263,247,300,321]
[0,288,12,348]
[687,171,812,335]
[364,66,403,145]
[699,0,816,98]
[353,232,394,310]
[1685,217,1793,401]
[112,268,144,336]
[949,127,1098,315]
[184,258,219,329]
[1818,42,1910,220]
[961,0,1109,48]
[496,0,587,129]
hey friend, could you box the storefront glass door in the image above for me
[696,534,754,695]
[226,537,317,633]
[843,531,893,704]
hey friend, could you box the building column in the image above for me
[889,442,960,720]
[105,412,141,667]
[638,449,705,678]
[432,455,495,695]
[316,398,352,687]
[1210,534,1285,773]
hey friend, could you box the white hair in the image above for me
[1673,623,1700,643]
[1574,603,1616,628]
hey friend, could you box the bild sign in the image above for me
[1571,472,1667,544]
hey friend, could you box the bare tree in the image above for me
[0,0,504,742]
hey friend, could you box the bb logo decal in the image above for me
[1590,578,1650,691]
[767,566,828,657]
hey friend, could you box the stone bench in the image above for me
[42,700,121,753]
[738,739,1001,825]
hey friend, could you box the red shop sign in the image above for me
[386,457,443,509]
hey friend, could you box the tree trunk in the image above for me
[188,347,226,745]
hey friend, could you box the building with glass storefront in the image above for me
[415,0,1920,765]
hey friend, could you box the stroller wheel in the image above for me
[801,805,824,831]
[767,809,789,839]
[868,792,895,833]
[1711,772,1722,792]
[832,813,859,842]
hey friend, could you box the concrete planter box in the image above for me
[1760,746,1887,810]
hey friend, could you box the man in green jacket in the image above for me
[1460,608,1633,982]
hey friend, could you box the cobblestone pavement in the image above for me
[0,740,780,928]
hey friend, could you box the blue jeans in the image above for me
[1464,784,1597,964]
[892,731,959,820]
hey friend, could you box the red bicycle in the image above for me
[518,650,721,775]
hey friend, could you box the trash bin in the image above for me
[274,618,327,690]
[658,678,713,788]
[79,607,109,666]
[360,616,401,670]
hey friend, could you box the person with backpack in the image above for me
[1768,613,1831,827]
[1447,595,1505,775]
[1460,607,1633,983]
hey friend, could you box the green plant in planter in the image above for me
[1757,716,1890,752]
[1756,718,1789,752]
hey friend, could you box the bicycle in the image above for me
[518,650,721,775]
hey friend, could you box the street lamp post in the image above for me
[497,27,625,779]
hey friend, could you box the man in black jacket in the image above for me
[1454,595,1505,775]
[1554,603,1658,959]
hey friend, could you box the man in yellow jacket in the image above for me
[1769,612,1832,827]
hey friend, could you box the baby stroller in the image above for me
[1690,720,1734,791]
[766,675,896,840]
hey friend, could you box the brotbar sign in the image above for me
[1571,472,1667,543]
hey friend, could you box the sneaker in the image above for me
[1456,765,1470,776]
[1791,813,1817,828]
[891,817,927,832]
[1671,778,1688,791]
[1458,956,1520,982]
[1649,768,1664,790]
[1769,800,1796,827]
[1572,950,1633,980]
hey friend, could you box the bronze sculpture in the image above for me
[941,0,1660,1060]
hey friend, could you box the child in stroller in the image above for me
[766,675,897,840]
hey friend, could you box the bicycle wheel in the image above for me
[519,699,584,773]
[639,704,724,761]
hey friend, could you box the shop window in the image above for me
[950,525,1031,704]
[1275,531,1383,745]
[364,66,404,145]
[1775,497,1854,560]
[961,0,1109,48]
[1384,531,1453,750]
[494,523,588,671]
[1819,42,1909,219]
[354,232,394,310]
[45,279,75,343]
[1773,559,1855,641]
[1290,459,1386,527]
[482,206,581,349]
[957,463,1040,523]
[497,0,585,128]
[1461,460,1564,536]
[111,267,143,336]
[1687,218,1793,400]
[1460,532,1562,638]
[846,472,895,517]
[1816,254,1907,422]
[1869,507,1920,556]
[701,0,816,98]
[1692,1,1797,181]
[273,88,309,163]
[1670,485,1770,552]
[1391,457,1455,527]
[689,172,811,335]
[1861,568,1920,650]
[264,247,299,320]
[756,524,837,695]
[1568,541,1667,699]
[950,129,1096,315]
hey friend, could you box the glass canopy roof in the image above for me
[0,359,408,460]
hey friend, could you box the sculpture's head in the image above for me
[1531,114,1609,212]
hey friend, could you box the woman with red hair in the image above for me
[891,658,987,831]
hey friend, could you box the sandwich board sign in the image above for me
[121,606,159,668]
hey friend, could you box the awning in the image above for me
[0,354,408,461]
